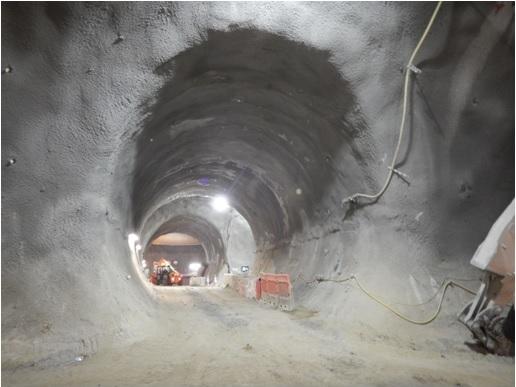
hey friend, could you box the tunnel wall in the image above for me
[2,2,514,367]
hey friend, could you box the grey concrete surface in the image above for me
[1,0,514,376]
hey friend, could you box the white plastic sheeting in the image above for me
[471,199,515,271]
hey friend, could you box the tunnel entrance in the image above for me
[143,233,208,287]
[136,196,257,289]
[124,27,368,297]
[128,28,369,269]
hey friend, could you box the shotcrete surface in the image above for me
[2,1,514,377]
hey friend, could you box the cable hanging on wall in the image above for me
[343,1,443,205]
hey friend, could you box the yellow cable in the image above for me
[352,276,474,325]
[344,1,443,204]
[311,275,476,325]
[393,278,476,306]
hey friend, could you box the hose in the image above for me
[352,276,475,325]
[344,1,443,204]
[311,274,476,325]
[392,277,478,306]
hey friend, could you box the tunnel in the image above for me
[2,2,515,386]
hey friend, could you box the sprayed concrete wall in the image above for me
[2,2,514,367]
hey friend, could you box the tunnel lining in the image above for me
[3,2,514,376]
[129,28,371,256]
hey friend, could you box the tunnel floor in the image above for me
[3,288,513,387]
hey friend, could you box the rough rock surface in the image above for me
[2,1,514,371]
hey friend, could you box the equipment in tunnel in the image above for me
[149,258,183,286]
[144,232,207,286]
[459,199,515,355]
[138,197,257,284]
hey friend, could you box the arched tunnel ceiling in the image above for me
[1,2,514,376]
[148,213,227,275]
[140,196,256,274]
[129,28,371,246]
[151,233,201,246]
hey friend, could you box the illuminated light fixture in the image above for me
[135,244,142,251]
[127,233,139,248]
[211,195,229,212]
[189,262,202,272]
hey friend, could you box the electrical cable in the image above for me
[352,276,474,325]
[310,274,476,325]
[392,278,477,306]
[343,1,443,204]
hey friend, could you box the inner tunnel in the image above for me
[126,28,370,280]
[2,2,514,386]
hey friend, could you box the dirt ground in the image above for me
[3,287,514,387]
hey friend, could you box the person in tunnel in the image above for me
[157,266,169,286]
[163,267,172,286]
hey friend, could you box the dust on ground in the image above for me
[3,287,514,387]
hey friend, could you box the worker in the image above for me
[160,267,170,285]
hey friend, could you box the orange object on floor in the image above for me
[258,273,293,311]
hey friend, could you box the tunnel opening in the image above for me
[127,28,370,282]
[143,232,208,287]
[135,196,257,290]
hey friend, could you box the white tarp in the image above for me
[471,199,515,271]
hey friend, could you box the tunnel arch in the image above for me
[145,214,227,281]
[139,195,257,282]
[128,28,372,263]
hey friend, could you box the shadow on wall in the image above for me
[130,28,370,248]
[416,3,515,260]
